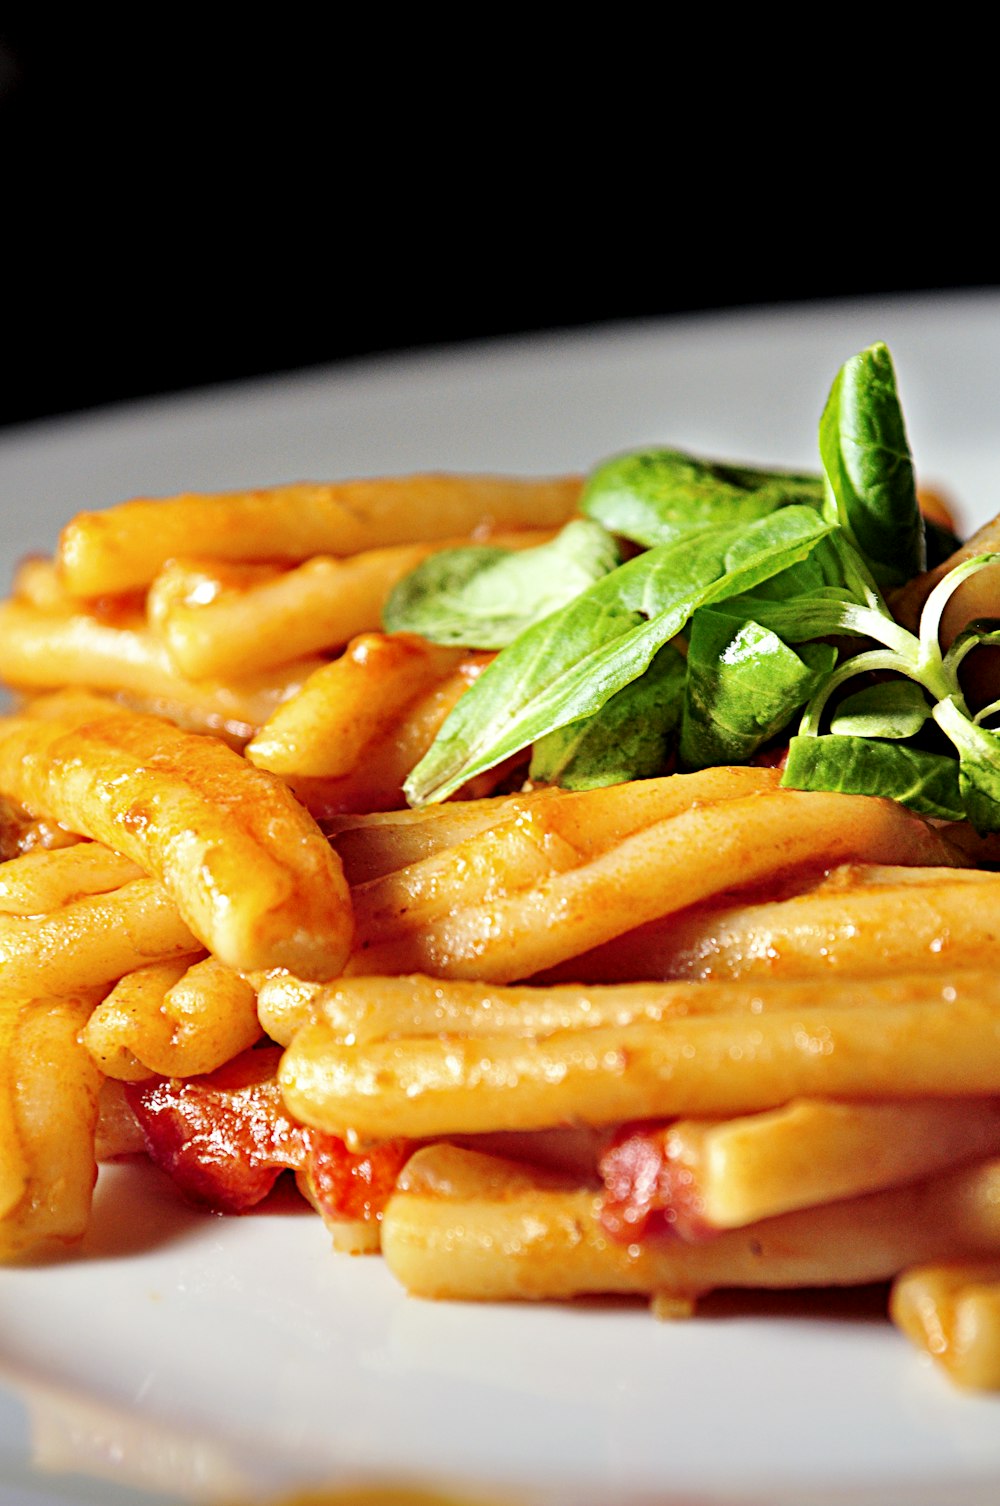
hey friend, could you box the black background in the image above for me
[1,19,992,432]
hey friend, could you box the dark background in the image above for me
[1,20,992,432]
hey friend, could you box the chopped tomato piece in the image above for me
[125,1047,414,1223]
[301,1132,415,1225]
[124,1047,302,1211]
[599,1122,711,1243]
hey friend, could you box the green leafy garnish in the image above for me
[783,734,965,822]
[379,339,1000,833]
[679,608,836,769]
[529,643,686,790]
[931,697,1000,834]
[382,519,621,647]
[581,448,825,547]
[783,552,1000,832]
[828,681,932,740]
[818,340,924,589]
[403,507,833,805]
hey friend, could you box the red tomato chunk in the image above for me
[125,1046,413,1224]
[599,1122,712,1243]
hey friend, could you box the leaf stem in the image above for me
[797,649,914,736]
[917,552,1000,693]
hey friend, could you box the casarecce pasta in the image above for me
[3,383,1000,1393]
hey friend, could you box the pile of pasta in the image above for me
[3,472,1000,1393]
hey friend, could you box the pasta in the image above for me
[891,1261,1000,1389]
[379,1145,1000,1304]
[245,633,498,815]
[278,969,1000,1141]
[342,779,964,980]
[55,475,583,595]
[0,691,353,977]
[1,990,103,1258]
[83,955,259,1081]
[0,560,323,743]
[3,427,1000,1395]
[146,529,556,680]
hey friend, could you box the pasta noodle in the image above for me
[56,475,583,595]
[3,457,1000,1397]
[0,840,142,914]
[0,691,353,977]
[278,969,1000,1141]
[0,570,323,744]
[0,875,199,995]
[537,863,1000,982]
[603,1098,1000,1229]
[146,529,557,679]
[245,633,497,814]
[82,955,262,1081]
[1,990,103,1258]
[344,784,964,981]
[890,1261,1000,1390]
[379,1145,1000,1303]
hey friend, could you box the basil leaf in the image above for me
[405,506,834,805]
[829,680,932,740]
[782,734,964,822]
[529,643,686,790]
[819,341,925,589]
[581,448,825,548]
[680,611,836,769]
[381,519,621,648]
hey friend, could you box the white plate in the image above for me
[2,291,1000,1506]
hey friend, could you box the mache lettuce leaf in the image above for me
[782,733,965,823]
[679,609,836,769]
[405,506,834,804]
[818,340,925,590]
[529,642,686,790]
[381,519,621,648]
[581,448,825,548]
